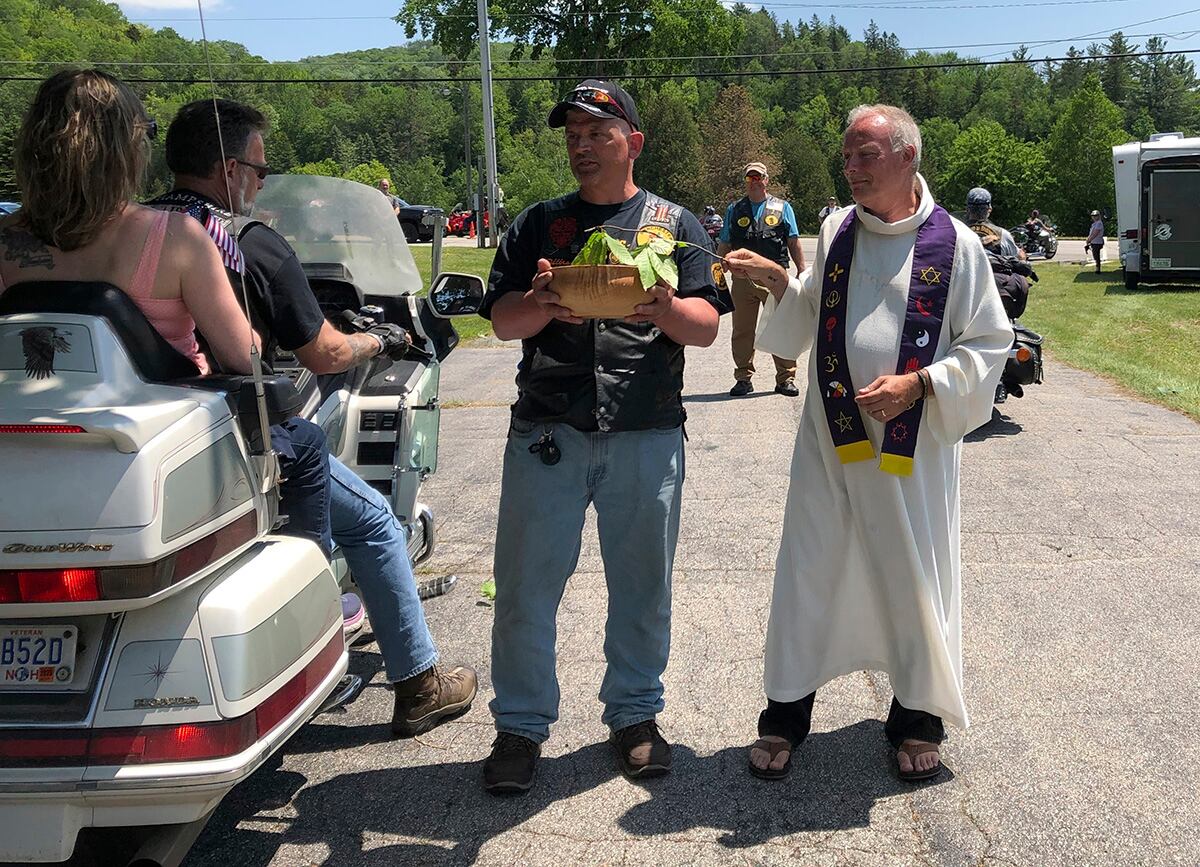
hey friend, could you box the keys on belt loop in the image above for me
[528,427,561,466]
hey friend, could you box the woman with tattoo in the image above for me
[0,69,256,374]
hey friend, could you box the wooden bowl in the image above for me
[549,264,648,319]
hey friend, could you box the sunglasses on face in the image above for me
[746,173,764,180]
[236,159,272,181]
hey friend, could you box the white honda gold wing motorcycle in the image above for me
[248,174,470,575]
[0,187,485,864]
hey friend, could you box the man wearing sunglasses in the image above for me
[717,162,806,398]
[478,79,733,794]
[149,98,479,741]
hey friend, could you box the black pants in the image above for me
[758,691,945,750]
[1090,242,1103,271]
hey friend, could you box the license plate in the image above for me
[0,625,77,686]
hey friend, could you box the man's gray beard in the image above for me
[230,188,253,218]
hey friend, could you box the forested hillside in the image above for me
[1,0,1197,231]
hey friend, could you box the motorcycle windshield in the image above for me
[252,174,424,296]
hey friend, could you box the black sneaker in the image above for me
[611,719,672,779]
[730,380,753,397]
[774,379,799,397]
[483,733,540,795]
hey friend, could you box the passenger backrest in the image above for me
[0,280,201,382]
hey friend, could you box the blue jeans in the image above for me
[489,418,685,743]
[329,456,438,682]
[273,419,332,558]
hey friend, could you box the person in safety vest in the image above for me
[717,162,806,397]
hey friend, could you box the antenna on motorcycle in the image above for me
[195,0,278,490]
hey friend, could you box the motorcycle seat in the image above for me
[0,280,303,441]
[0,280,201,381]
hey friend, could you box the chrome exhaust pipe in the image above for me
[408,503,436,566]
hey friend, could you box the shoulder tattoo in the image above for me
[1,226,55,269]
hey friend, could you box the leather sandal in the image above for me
[897,740,944,782]
[748,736,795,780]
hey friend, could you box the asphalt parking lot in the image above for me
[187,312,1200,867]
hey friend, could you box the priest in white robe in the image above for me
[725,104,1012,782]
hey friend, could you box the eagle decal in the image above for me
[20,327,71,379]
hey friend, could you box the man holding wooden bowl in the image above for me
[477,79,732,795]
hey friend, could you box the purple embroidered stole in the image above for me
[816,205,956,476]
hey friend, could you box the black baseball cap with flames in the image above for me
[547,79,641,130]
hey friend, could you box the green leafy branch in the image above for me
[571,225,723,291]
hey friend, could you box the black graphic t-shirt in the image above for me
[481,189,732,432]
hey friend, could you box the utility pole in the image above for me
[462,82,473,245]
[477,0,500,248]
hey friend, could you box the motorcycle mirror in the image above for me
[429,271,485,318]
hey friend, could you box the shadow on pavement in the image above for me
[618,721,951,848]
[965,408,1023,441]
[187,721,949,866]
[684,391,777,403]
[189,742,619,866]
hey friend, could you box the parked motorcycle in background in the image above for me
[701,205,723,244]
[1009,221,1059,259]
[984,253,1044,404]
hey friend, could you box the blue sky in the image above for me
[115,0,1200,64]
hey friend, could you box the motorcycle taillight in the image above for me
[0,510,258,603]
[0,424,87,435]
[0,569,100,603]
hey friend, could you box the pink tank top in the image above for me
[123,211,210,375]
[0,212,211,374]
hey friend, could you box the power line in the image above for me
[421,0,1154,16]
[6,28,1197,69]
[94,0,1142,17]
[100,0,1148,22]
[0,32,1186,67]
[977,6,1200,58]
[0,47,1190,84]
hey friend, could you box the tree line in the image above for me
[1,0,1198,233]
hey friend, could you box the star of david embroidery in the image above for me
[828,264,845,283]
[834,411,855,433]
[919,266,941,285]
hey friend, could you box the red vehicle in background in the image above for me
[447,207,488,237]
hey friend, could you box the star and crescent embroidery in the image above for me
[816,206,956,477]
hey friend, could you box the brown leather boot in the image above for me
[391,663,478,738]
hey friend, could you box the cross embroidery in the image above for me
[828,263,845,283]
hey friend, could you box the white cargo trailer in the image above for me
[1112,133,1200,290]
